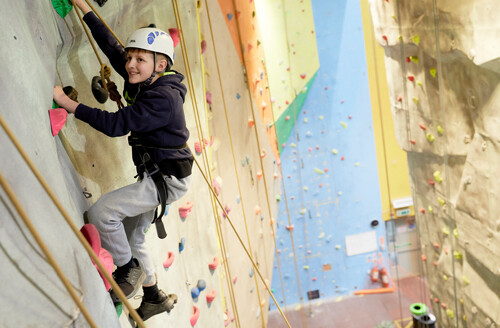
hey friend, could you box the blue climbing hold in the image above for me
[197,279,206,292]
[179,237,185,252]
[191,287,200,299]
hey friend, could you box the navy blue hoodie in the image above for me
[75,12,193,178]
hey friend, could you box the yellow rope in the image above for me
[202,1,268,327]
[0,114,146,328]
[229,0,288,312]
[0,172,98,328]
[171,1,242,326]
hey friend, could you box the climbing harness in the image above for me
[128,136,188,240]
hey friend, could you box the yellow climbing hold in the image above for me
[318,232,325,239]
[438,197,446,206]
[340,121,348,129]
[417,81,423,87]
[303,186,309,191]
[446,309,454,319]
[437,125,444,135]
[332,149,339,154]
[410,56,419,63]
[304,118,308,123]
[443,274,448,281]
[412,35,420,45]
[430,68,437,78]
[315,168,325,174]
[300,208,307,215]
[412,97,419,104]
[426,133,435,142]
[453,228,458,238]
[318,115,324,120]
[454,251,462,260]
[442,227,450,235]
[462,276,470,285]
[290,143,296,147]
[428,205,433,213]
[303,265,309,270]
[433,171,443,182]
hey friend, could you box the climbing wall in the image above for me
[0,1,279,327]
[269,0,388,313]
[368,0,500,326]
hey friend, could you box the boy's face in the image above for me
[125,49,155,84]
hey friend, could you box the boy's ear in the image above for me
[156,59,168,72]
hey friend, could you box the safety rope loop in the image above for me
[106,81,124,109]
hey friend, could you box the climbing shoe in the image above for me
[134,291,178,322]
[110,259,146,302]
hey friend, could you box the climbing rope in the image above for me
[229,0,289,314]
[171,1,242,326]
[202,1,271,327]
[0,114,146,328]
[0,172,98,328]
[69,0,124,109]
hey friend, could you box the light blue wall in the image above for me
[270,0,387,310]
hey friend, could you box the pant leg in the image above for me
[122,210,157,286]
[86,176,159,267]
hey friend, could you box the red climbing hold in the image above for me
[49,108,68,136]
[168,28,180,47]
[206,290,216,303]
[179,201,194,219]
[408,75,415,82]
[80,224,113,291]
[163,251,175,269]
[209,257,219,271]
[190,305,200,326]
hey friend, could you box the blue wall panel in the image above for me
[270,0,387,310]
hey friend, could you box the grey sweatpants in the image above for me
[87,174,191,286]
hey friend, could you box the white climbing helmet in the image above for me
[125,27,175,64]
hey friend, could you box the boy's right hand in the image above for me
[71,0,91,14]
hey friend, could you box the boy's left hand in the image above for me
[53,86,79,114]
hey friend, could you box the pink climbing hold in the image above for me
[300,73,306,79]
[194,141,202,154]
[285,115,290,121]
[222,204,231,218]
[232,276,238,284]
[168,28,180,47]
[201,40,207,54]
[285,225,294,231]
[49,108,68,136]
[224,311,235,327]
[179,201,194,218]
[256,170,263,179]
[341,156,345,161]
[190,305,200,326]
[254,205,262,215]
[248,119,255,128]
[206,290,216,303]
[206,91,212,105]
[260,149,266,158]
[80,224,114,291]
[213,177,222,196]
[163,251,175,269]
[209,257,219,271]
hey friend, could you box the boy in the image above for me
[53,0,193,322]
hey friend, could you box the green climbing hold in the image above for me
[52,0,73,18]
[410,303,428,316]
[115,302,123,317]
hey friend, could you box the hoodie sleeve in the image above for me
[82,12,128,80]
[74,90,173,137]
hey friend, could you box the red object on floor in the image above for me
[380,267,390,288]
[49,108,68,136]
[371,265,379,282]
[80,224,114,291]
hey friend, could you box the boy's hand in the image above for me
[53,86,79,114]
[71,0,91,14]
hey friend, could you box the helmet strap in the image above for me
[141,52,158,87]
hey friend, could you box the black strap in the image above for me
[136,149,168,239]
[150,171,168,239]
